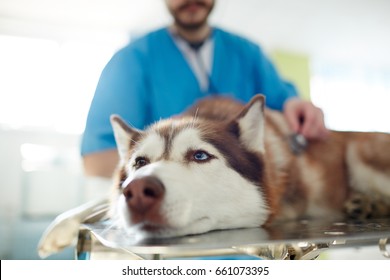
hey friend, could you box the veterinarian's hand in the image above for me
[283,98,328,140]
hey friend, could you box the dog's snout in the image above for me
[123,176,165,215]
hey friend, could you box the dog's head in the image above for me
[110,94,270,237]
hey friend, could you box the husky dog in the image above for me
[109,94,390,238]
[38,94,390,257]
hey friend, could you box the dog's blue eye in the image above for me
[186,149,215,163]
[193,151,210,161]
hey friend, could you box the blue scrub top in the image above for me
[81,27,297,155]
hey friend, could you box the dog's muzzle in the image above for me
[122,176,166,226]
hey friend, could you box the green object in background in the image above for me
[271,50,311,100]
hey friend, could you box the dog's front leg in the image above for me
[37,198,109,258]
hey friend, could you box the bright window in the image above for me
[311,61,390,133]
[0,35,121,134]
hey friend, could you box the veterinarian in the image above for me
[81,0,328,179]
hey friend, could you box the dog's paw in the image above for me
[344,192,373,220]
[37,215,82,258]
[344,192,390,220]
[37,198,110,258]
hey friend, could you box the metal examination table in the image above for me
[76,218,390,260]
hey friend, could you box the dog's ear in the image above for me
[110,115,142,162]
[235,94,265,153]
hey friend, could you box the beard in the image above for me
[170,0,215,31]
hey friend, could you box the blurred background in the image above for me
[0,0,389,259]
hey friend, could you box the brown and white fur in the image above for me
[109,94,390,238]
[38,94,390,257]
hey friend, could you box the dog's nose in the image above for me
[123,176,165,215]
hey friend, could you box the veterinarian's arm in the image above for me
[283,97,328,140]
[83,149,119,178]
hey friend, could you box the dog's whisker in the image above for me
[130,138,140,145]
[192,107,200,128]
[168,121,176,142]
[101,214,124,235]
[101,217,122,235]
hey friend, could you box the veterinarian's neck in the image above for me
[171,23,212,44]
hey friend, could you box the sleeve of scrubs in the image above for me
[253,45,298,111]
[80,46,149,155]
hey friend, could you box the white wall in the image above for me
[0,130,84,259]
